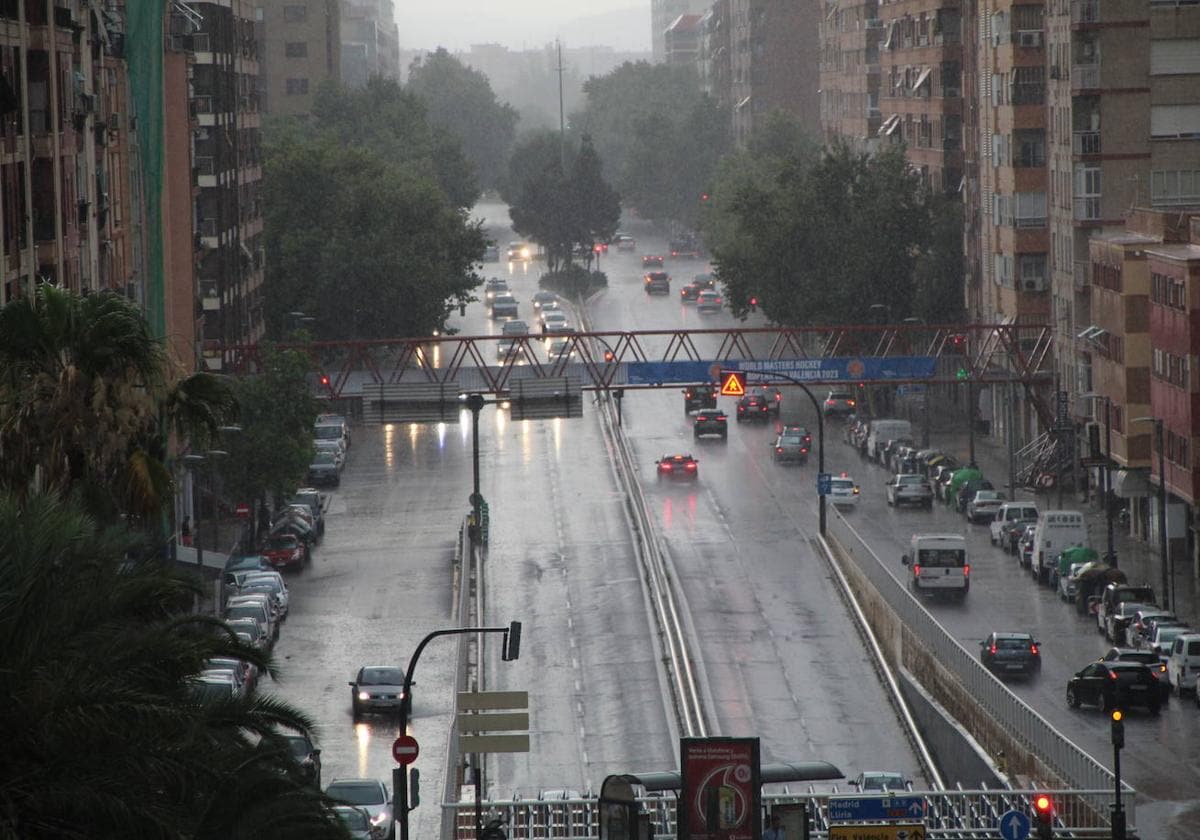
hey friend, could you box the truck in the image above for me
[902,534,969,600]
[1031,510,1087,586]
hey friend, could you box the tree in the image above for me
[407,48,519,193]
[913,196,966,323]
[219,347,318,524]
[0,490,349,839]
[568,135,621,257]
[0,285,236,522]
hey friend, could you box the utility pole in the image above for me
[556,39,566,172]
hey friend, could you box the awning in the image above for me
[914,67,932,90]
[1113,469,1153,498]
[736,96,752,110]
[878,114,901,136]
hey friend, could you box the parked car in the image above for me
[1066,661,1162,713]
[966,490,1006,524]
[1001,518,1038,556]
[1167,633,1200,694]
[333,805,381,840]
[1018,524,1037,568]
[955,478,995,514]
[1058,562,1089,603]
[281,731,323,787]
[307,450,340,487]
[989,502,1040,545]
[1125,609,1177,649]
[979,632,1041,677]
[290,488,326,536]
[260,533,306,570]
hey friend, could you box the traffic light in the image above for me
[700,192,710,202]
[319,374,330,388]
[956,367,970,381]
[749,296,759,312]
[502,620,522,661]
[1033,793,1054,840]
[603,350,615,362]
[1111,708,1124,748]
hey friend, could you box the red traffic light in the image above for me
[700,193,710,202]
[319,374,330,387]
[603,350,615,362]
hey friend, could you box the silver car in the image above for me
[886,474,934,508]
[349,666,407,718]
[326,779,392,838]
[965,490,1005,523]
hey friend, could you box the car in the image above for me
[693,409,728,439]
[779,423,812,449]
[736,394,771,422]
[772,432,809,463]
[307,450,340,487]
[507,241,532,261]
[849,772,908,792]
[979,632,1041,677]
[260,533,306,570]
[1002,518,1038,556]
[314,439,346,470]
[988,502,1040,545]
[656,453,699,481]
[541,310,569,334]
[692,273,717,290]
[314,420,348,455]
[325,779,394,839]
[281,731,323,787]
[484,277,509,300]
[1100,648,1171,700]
[531,290,558,310]
[239,571,289,616]
[644,271,671,294]
[206,656,257,693]
[224,617,269,652]
[490,293,518,319]
[955,478,995,514]
[683,385,718,413]
[227,592,282,629]
[965,490,1006,524]
[546,338,574,360]
[680,282,701,302]
[1058,561,1088,602]
[482,243,500,262]
[199,666,247,698]
[1140,614,1186,648]
[1017,523,1037,568]
[333,805,382,840]
[1166,632,1200,694]
[823,390,857,417]
[535,300,562,323]
[696,289,723,313]
[237,579,289,621]
[1106,601,1153,644]
[669,238,702,258]
[189,674,237,703]
[316,413,351,447]
[641,255,664,268]
[290,489,326,536]
[270,511,316,547]
[1066,661,1162,713]
[1125,609,1177,648]
[1148,624,1192,663]
[886,474,934,508]
[752,386,782,416]
[350,666,407,719]
[613,233,636,251]
[223,553,271,577]
[828,474,860,508]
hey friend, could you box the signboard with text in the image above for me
[828,824,925,840]
[626,357,937,386]
[679,737,761,840]
[828,795,926,823]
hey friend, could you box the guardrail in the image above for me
[446,789,1127,839]
[824,507,1132,825]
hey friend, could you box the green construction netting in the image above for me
[126,0,164,339]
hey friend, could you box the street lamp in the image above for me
[1131,416,1170,613]
[459,393,489,552]
[1080,393,1116,567]
[745,372,826,535]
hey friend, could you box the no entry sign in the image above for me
[392,735,419,765]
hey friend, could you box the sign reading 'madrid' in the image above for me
[624,357,937,386]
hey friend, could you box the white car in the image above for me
[239,570,290,616]
[325,779,393,837]
[547,338,574,360]
[696,289,723,313]
[828,475,859,508]
[850,771,908,792]
[541,310,570,334]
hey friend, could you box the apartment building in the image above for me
[342,0,400,88]
[255,0,340,116]
[699,1,732,104]
[876,0,964,193]
[0,0,133,304]
[652,0,709,62]
[818,0,883,150]
[664,14,703,67]
[1045,0,1200,421]
[191,0,266,368]
[730,0,819,145]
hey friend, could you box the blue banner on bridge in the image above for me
[624,357,937,386]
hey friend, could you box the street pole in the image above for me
[1156,420,1170,613]
[751,373,825,534]
[967,379,976,466]
[1103,398,1116,567]
[1007,381,1016,501]
[465,394,485,551]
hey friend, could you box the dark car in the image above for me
[980,632,1041,677]
[644,271,671,294]
[1067,661,1162,713]
[693,409,728,440]
[1002,518,1038,555]
[669,238,702,258]
[641,255,664,268]
[693,274,717,290]
[680,282,701,302]
[780,423,813,449]
[751,386,782,416]
[1100,648,1171,700]
[736,394,771,422]
[656,453,699,481]
[307,450,340,487]
[282,732,322,786]
[773,433,809,464]
[350,666,407,719]
[683,385,718,413]
[823,389,857,417]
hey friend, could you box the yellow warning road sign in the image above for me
[828,824,925,840]
[720,371,746,397]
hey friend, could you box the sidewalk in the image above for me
[930,429,1199,631]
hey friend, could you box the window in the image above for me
[1153,348,1190,388]
[1151,105,1200,139]
[1011,66,1045,104]
[992,133,1009,167]
[1150,40,1200,75]
[1015,130,1046,167]
[1166,431,1190,468]
[995,253,1014,286]
[1074,165,1101,220]
[285,42,308,58]
[282,4,307,22]
[1092,261,1122,292]
[1151,170,1200,206]
[284,78,309,95]
[1015,192,1047,227]
[1152,272,1187,310]
[1019,254,1047,290]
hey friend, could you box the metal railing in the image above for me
[1073,130,1101,155]
[446,789,1128,838]
[824,509,1132,816]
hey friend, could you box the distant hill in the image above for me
[553,5,651,52]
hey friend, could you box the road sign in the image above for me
[392,735,419,765]
[828,825,924,840]
[458,734,530,754]
[457,691,528,710]
[720,370,746,396]
[998,809,1031,840]
[817,472,832,496]
[235,502,251,519]
[828,796,926,823]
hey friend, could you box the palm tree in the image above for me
[0,284,237,521]
[0,490,348,839]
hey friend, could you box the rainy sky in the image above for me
[396,1,651,51]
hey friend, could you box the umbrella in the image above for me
[1073,563,1127,614]
[949,466,983,498]
[1057,545,1099,578]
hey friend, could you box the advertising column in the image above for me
[679,737,761,840]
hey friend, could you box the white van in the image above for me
[989,502,1040,545]
[1167,633,1200,693]
[867,419,914,463]
[902,534,969,600]
[1032,510,1087,586]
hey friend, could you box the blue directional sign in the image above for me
[817,472,832,496]
[623,356,937,386]
[998,809,1031,840]
[828,795,927,823]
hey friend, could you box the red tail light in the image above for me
[848,399,856,406]
[963,564,970,576]
[913,564,921,576]
[685,462,696,471]
[1030,644,1039,655]
[1110,670,1119,680]
[776,447,783,453]
[800,448,809,454]
[661,463,672,471]
[990,645,998,655]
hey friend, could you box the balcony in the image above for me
[1071,0,1099,23]
[1072,64,1100,89]
[1074,196,1102,221]
[1072,131,1100,155]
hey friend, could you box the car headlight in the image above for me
[358,691,371,700]
[371,810,390,826]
